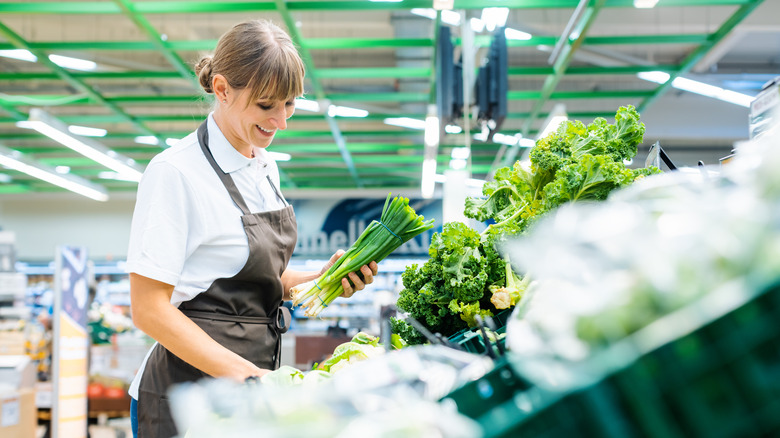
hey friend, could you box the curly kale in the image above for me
[543,153,635,206]
[430,222,488,302]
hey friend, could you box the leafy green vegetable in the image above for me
[260,365,304,386]
[489,257,530,310]
[292,193,434,316]
[393,106,661,346]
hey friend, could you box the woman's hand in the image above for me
[321,250,379,298]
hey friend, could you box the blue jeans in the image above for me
[130,397,138,438]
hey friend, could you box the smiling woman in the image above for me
[124,19,379,438]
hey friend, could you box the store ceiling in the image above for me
[0,0,776,200]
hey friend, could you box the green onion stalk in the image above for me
[291,194,435,317]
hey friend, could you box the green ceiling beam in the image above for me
[303,38,433,50]
[326,92,428,102]
[585,34,710,45]
[316,67,430,79]
[113,0,200,90]
[638,0,765,113]
[497,0,606,170]
[0,32,714,54]
[0,21,163,141]
[0,0,755,14]
[0,184,31,194]
[274,0,360,189]
[0,71,185,81]
[0,64,679,83]
[0,38,429,52]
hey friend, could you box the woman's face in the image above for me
[220,87,296,151]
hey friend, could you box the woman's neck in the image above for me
[212,110,254,158]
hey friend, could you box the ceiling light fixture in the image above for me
[638,71,754,107]
[68,125,107,137]
[383,117,426,130]
[294,98,321,112]
[20,109,144,182]
[421,106,440,199]
[134,135,159,146]
[327,105,369,118]
[0,49,97,71]
[268,152,291,162]
[633,0,659,8]
[505,28,533,40]
[0,143,108,201]
[481,7,509,32]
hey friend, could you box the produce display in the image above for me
[392,106,660,345]
[257,332,404,388]
[292,194,435,316]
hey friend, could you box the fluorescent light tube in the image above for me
[481,7,509,32]
[424,114,440,147]
[451,147,470,160]
[0,50,97,71]
[505,28,533,40]
[384,117,426,130]
[421,158,437,199]
[68,125,107,137]
[268,151,291,162]
[634,0,659,8]
[327,105,369,118]
[134,136,159,146]
[637,71,754,108]
[0,144,108,201]
[294,98,320,112]
[0,49,37,62]
[48,54,97,71]
[26,108,144,182]
[492,133,520,146]
[444,124,463,134]
[637,71,671,84]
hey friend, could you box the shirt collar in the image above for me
[206,113,253,174]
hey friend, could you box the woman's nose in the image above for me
[270,105,288,130]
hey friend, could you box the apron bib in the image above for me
[137,121,297,438]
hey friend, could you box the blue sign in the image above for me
[289,197,443,258]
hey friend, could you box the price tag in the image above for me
[1,397,20,427]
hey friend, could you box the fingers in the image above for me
[340,261,379,298]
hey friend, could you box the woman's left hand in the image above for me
[341,260,379,298]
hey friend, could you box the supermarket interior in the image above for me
[1,1,780,437]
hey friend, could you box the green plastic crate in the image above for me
[441,356,530,420]
[479,283,780,438]
[448,308,513,355]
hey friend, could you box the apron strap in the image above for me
[196,121,251,215]
[266,175,288,206]
[181,308,274,324]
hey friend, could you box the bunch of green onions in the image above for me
[292,194,435,317]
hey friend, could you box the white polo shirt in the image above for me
[125,113,287,398]
[126,113,287,305]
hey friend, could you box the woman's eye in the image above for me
[259,104,273,110]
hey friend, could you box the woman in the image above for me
[125,19,378,438]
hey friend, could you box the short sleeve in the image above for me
[125,160,196,286]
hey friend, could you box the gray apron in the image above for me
[137,121,297,438]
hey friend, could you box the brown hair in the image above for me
[195,20,305,104]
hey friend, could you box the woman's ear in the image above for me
[212,74,229,103]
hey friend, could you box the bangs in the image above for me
[246,45,305,103]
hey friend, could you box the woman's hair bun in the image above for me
[195,56,214,93]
